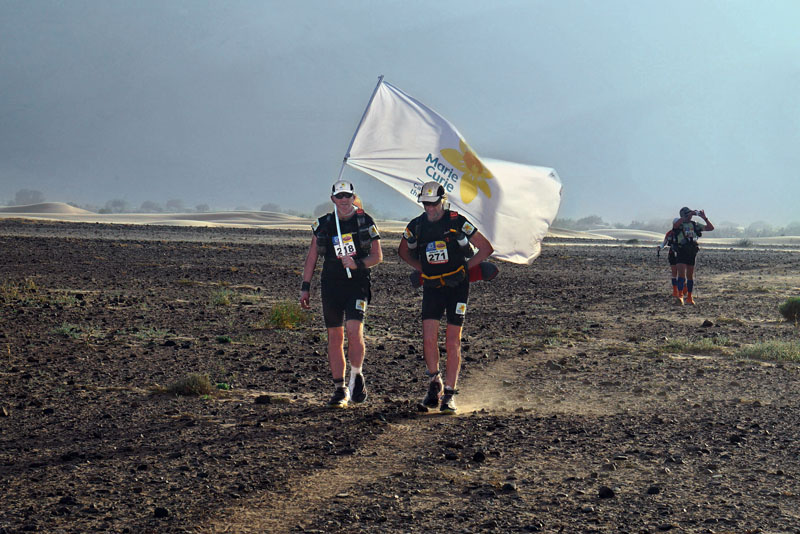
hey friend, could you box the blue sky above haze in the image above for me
[1,0,799,226]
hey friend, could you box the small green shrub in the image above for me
[268,301,308,329]
[735,340,800,362]
[1,278,39,304]
[216,335,232,344]
[165,373,214,396]
[210,289,236,307]
[626,238,640,245]
[778,297,800,322]
[134,327,170,340]
[52,323,82,339]
[736,238,753,247]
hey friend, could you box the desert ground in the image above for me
[2,215,800,534]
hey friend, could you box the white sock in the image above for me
[348,366,362,392]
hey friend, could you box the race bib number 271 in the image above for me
[425,241,449,264]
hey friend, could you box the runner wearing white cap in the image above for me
[300,180,383,407]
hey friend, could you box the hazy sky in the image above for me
[2,0,799,225]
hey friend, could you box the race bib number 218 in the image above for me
[333,234,357,257]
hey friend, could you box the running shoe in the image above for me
[674,295,684,306]
[685,294,695,305]
[439,390,457,414]
[327,386,350,408]
[350,374,367,403]
[421,378,443,409]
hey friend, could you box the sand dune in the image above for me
[583,228,663,241]
[0,204,411,232]
[0,202,94,214]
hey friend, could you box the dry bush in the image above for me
[165,373,214,396]
[778,297,800,323]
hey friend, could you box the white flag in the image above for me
[345,79,562,264]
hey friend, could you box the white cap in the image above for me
[331,180,355,195]
[417,181,445,202]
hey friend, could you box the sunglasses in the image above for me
[334,192,353,199]
[422,200,441,207]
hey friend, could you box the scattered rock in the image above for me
[153,507,170,518]
[60,451,84,462]
[601,461,617,471]
[546,361,563,371]
[523,521,544,532]
[598,486,615,499]
[254,395,272,405]
[500,482,518,493]
[81,503,100,514]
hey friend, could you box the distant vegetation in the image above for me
[12,189,45,205]
[3,188,796,231]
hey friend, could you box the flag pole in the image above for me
[335,74,384,182]
[334,75,384,278]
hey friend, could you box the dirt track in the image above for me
[2,219,800,533]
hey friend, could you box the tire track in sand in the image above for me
[208,418,429,534]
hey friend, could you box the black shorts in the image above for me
[674,245,698,266]
[668,249,677,266]
[320,277,371,328]
[422,279,469,326]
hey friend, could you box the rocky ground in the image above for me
[1,219,800,534]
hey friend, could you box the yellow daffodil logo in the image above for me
[440,139,493,203]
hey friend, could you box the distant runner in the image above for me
[672,207,714,305]
[657,225,680,298]
[299,180,383,407]
[398,181,494,414]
